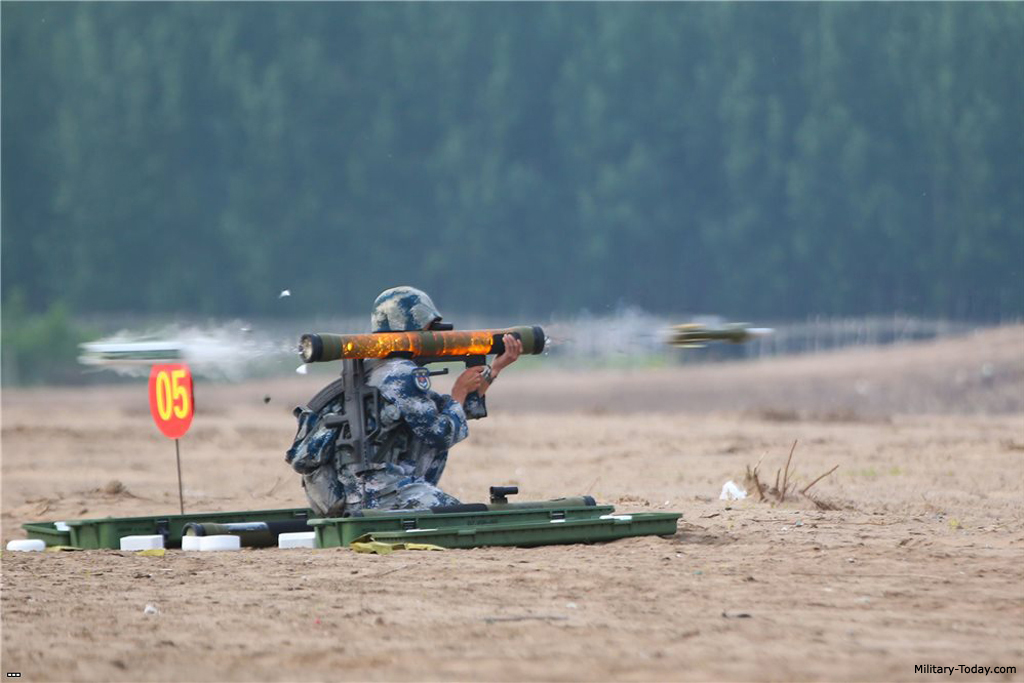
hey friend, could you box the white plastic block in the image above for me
[181,535,202,551]
[120,535,165,551]
[198,535,241,552]
[278,531,316,549]
[7,539,46,552]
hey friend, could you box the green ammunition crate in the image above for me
[311,505,616,548]
[21,521,72,547]
[23,507,313,549]
[314,511,680,548]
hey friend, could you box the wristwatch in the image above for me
[481,366,495,385]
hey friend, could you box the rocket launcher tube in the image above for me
[299,325,545,363]
[182,520,312,548]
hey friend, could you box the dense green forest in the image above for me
[3,3,1022,321]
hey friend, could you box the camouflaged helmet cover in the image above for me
[371,286,443,333]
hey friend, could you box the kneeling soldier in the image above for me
[286,286,521,515]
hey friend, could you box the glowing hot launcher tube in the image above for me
[299,326,546,363]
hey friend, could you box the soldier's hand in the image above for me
[492,333,522,376]
[451,366,485,405]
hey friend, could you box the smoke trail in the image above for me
[78,309,752,380]
[542,306,671,360]
[79,322,299,380]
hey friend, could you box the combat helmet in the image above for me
[371,286,444,333]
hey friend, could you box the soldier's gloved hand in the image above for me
[492,333,522,377]
[451,366,485,405]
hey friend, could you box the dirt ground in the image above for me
[2,326,1023,682]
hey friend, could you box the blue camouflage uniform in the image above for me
[357,358,472,509]
[286,286,484,516]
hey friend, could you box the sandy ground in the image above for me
[2,326,1023,682]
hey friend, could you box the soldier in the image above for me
[286,286,521,515]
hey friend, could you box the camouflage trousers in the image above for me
[301,459,460,517]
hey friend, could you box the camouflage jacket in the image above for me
[364,358,473,480]
[287,359,484,515]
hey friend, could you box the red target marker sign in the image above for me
[149,364,194,438]
[148,364,194,513]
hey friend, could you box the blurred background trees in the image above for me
[3,3,1021,323]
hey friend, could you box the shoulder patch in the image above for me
[411,367,431,392]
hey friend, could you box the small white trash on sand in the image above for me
[198,535,241,552]
[278,532,316,549]
[719,480,748,501]
[7,539,46,552]
[120,535,165,551]
[144,604,159,615]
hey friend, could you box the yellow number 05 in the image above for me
[155,370,190,421]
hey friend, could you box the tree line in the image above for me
[3,2,1021,322]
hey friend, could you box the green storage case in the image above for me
[21,521,72,547]
[313,510,679,548]
[361,513,681,549]
[22,506,681,551]
[23,507,313,549]
[312,505,616,548]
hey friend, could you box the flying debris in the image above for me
[666,323,773,348]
